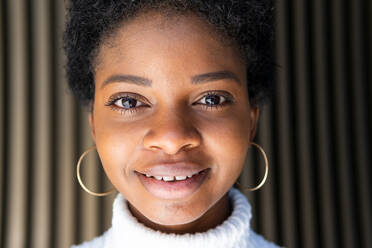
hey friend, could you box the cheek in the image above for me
[199,113,250,180]
[94,120,144,186]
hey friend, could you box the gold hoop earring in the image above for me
[76,145,116,197]
[236,142,269,191]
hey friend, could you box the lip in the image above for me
[136,165,210,200]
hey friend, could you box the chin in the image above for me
[150,214,201,226]
[146,203,207,226]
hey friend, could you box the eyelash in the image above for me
[104,91,234,115]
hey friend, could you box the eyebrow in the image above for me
[100,70,241,89]
[191,70,241,85]
[101,74,152,89]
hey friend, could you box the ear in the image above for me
[249,106,260,143]
[89,111,96,143]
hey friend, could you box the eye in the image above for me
[199,94,227,105]
[195,91,234,110]
[104,93,148,115]
[114,97,145,109]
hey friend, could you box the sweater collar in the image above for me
[108,187,252,248]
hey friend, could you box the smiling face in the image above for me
[89,11,259,232]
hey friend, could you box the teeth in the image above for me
[146,171,204,181]
[175,176,187,181]
[162,176,175,181]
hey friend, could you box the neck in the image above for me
[127,192,231,234]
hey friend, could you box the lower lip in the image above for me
[136,169,210,200]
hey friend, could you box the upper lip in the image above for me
[136,162,208,177]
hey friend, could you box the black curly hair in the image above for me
[63,0,275,110]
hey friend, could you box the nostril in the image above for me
[183,143,194,150]
[149,145,160,151]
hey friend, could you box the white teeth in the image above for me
[162,176,175,181]
[154,176,163,180]
[147,172,204,181]
[175,176,187,181]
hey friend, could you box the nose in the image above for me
[143,110,201,155]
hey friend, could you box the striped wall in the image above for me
[1,0,371,247]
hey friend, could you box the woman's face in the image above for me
[89,12,259,228]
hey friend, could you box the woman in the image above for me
[64,0,280,247]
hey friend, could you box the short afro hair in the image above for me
[63,0,275,109]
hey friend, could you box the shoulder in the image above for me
[247,230,284,248]
[70,228,112,248]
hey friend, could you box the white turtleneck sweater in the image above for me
[71,187,281,248]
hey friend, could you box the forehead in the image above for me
[94,11,244,85]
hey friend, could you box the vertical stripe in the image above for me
[361,0,372,230]
[53,1,76,247]
[31,0,51,247]
[330,0,358,246]
[274,0,297,246]
[291,0,318,245]
[6,0,27,247]
[269,97,282,245]
[0,0,7,246]
[349,0,372,246]
[324,0,344,246]
[25,0,34,247]
[49,0,58,246]
[287,0,304,246]
[365,0,372,223]
[343,0,363,245]
[305,1,323,246]
[312,0,338,247]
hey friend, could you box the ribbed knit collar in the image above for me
[107,187,252,248]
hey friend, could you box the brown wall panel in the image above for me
[6,0,28,247]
